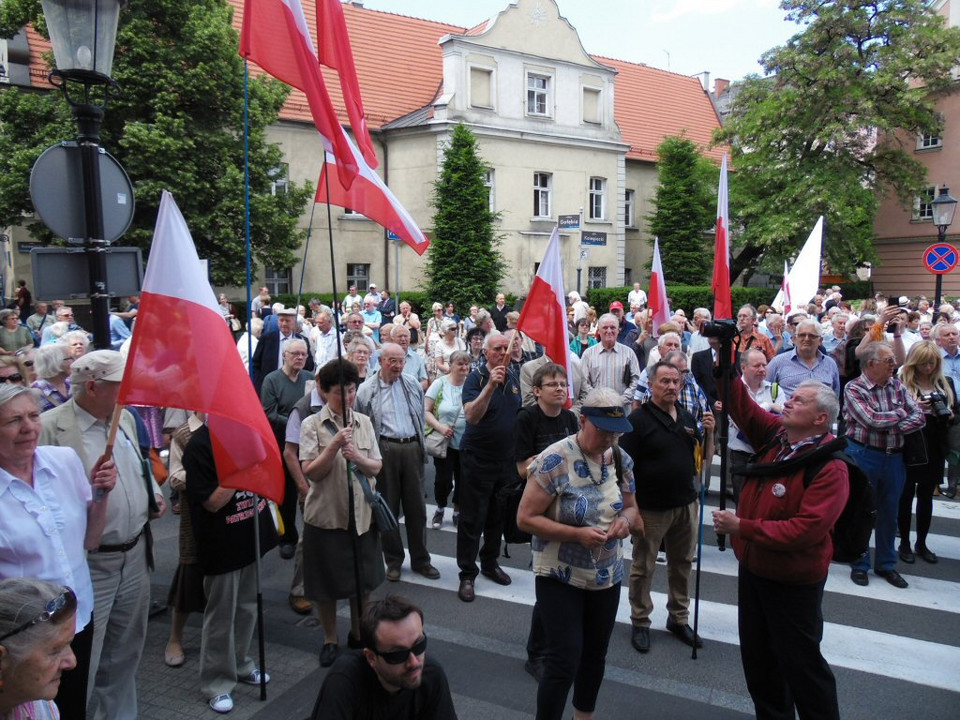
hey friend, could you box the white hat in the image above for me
[71,350,125,384]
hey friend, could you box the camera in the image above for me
[701,318,739,340]
[921,391,952,419]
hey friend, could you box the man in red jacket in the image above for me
[713,378,847,720]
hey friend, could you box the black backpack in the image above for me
[736,436,876,563]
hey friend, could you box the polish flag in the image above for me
[316,0,377,168]
[711,153,732,319]
[316,134,430,255]
[648,237,672,337]
[117,191,284,504]
[240,0,358,188]
[517,226,573,401]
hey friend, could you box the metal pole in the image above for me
[935,227,946,308]
[76,104,110,349]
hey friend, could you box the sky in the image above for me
[355,0,799,84]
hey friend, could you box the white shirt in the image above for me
[0,447,95,632]
[628,289,648,308]
[729,378,777,453]
[312,325,344,367]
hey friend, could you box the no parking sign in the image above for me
[924,243,959,274]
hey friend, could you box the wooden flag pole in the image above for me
[103,404,124,462]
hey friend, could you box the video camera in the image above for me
[700,318,738,341]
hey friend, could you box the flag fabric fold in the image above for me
[712,153,732,319]
[771,216,824,313]
[781,260,793,315]
[117,191,285,504]
[517,226,573,401]
[240,0,358,188]
[649,237,672,337]
[316,0,377,168]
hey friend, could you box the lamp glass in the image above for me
[932,188,958,230]
[41,0,121,77]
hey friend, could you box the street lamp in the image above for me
[931,187,958,308]
[42,0,125,349]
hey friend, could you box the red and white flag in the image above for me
[517,226,573,401]
[711,153,732,319]
[316,135,430,255]
[649,237,672,337]
[240,0,359,188]
[316,0,377,168]
[117,191,285,504]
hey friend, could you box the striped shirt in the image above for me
[581,341,641,411]
[766,350,840,398]
[842,374,925,451]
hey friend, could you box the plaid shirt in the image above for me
[842,374,925,451]
[634,374,709,431]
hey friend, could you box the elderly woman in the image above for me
[395,301,421,346]
[30,344,74,412]
[299,360,384,669]
[0,385,116,719]
[425,350,470,529]
[0,309,33,355]
[0,579,78,720]
[0,357,27,387]
[346,337,374,382]
[424,302,446,380]
[58,331,89,360]
[517,387,640,720]
[237,317,264,367]
[433,319,465,376]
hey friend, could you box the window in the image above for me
[264,267,291,296]
[913,185,937,221]
[589,177,606,220]
[624,189,636,227]
[624,268,632,287]
[269,163,289,196]
[347,263,371,290]
[533,172,552,218]
[470,67,493,109]
[484,168,495,211]
[342,207,367,218]
[582,87,601,124]
[587,266,607,289]
[918,118,943,150]
[527,73,550,116]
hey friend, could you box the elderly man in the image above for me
[456,332,521,602]
[620,362,714,653]
[310,310,343,368]
[634,350,710,429]
[26,300,54,337]
[341,285,361,313]
[361,299,383,343]
[713,378,848,720]
[843,342,925,588]
[311,596,456,719]
[40,305,82,344]
[821,313,849,355]
[644,331,682,369]
[766,319,840,399]
[734,306,775,362]
[936,323,960,497]
[581,313,641,414]
[363,283,382,306]
[261,339,313,560]
[609,301,637,344]
[687,308,712,356]
[355,343,440,582]
[490,293,510,332]
[390,324,428,390]
[628,282,648,309]
[252,307,315,392]
[40,350,165,720]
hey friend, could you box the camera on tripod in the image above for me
[701,318,738,340]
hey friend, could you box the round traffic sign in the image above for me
[924,242,959,275]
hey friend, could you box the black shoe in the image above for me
[458,578,475,602]
[319,643,339,667]
[916,545,939,564]
[631,626,650,653]
[414,564,441,580]
[279,543,296,560]
[850,569,869,586]
[481,565,512,586]
[385,566,401,582]
[524,658,543,682]
[666,620,703,649]
[876,569,909,589]
[898,544,916,564]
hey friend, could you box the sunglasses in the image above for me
[371,635,427,665]
[0,587,75,643]
[0,374,24,384]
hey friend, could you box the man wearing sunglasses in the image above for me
[311,595,457,719]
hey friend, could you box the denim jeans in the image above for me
[846,442,905,573]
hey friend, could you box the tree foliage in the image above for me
[0,0,313,286]
[425,124,504,309]
[647,136,717,285]
[716,0,960,283]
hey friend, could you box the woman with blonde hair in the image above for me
[898,341,955,558]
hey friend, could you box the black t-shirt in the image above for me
[514,404,579,465]
[460,363,521,455]
[311,652,457,720]
[183,425,278,575]
[620,401,700,510]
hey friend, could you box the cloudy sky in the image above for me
[356,0,797,84]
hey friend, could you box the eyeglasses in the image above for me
[0,587,75,643]
[795,333,820,340]
[0,374,24,384]
[371,635,428,664]
[539,381,568,389]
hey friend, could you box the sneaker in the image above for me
[432,508,444,529]
[209,694,234,714]
[239,668,270,686]
[656,551,666,565]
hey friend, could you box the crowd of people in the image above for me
[1,277,957,720]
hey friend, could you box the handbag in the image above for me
[424,382,451,459]
[902,428,928,467]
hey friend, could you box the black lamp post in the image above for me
[42,0,124,349]
[932,187,958,308]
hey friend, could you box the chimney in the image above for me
[714,78,730,97]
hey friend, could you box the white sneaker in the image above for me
[239,668,270,685]
[209,694,233,713]
[656,551,666,565]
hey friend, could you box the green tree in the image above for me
[647,136,716,285]
[425,123,503,309]
[0,0,312,286]
[716,0,960,283]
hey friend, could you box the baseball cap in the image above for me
[609,301,624,311]
[581,405,632,433]
[71,350,125,384]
